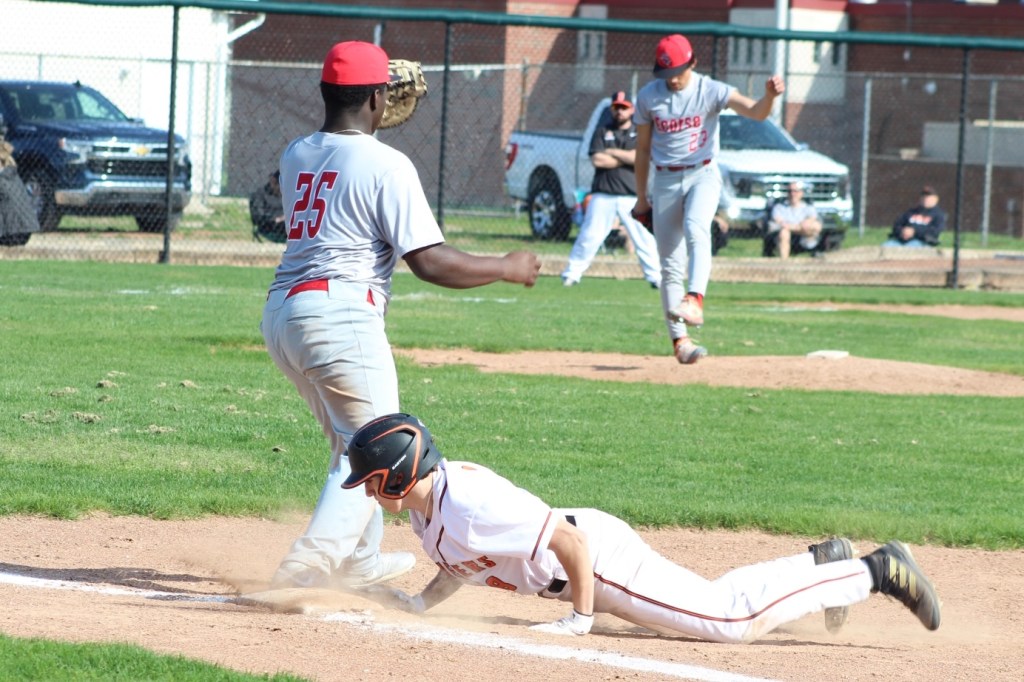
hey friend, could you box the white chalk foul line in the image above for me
[1,570,777,682]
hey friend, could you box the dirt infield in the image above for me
[2,303,1022,681]
[2,516,1022,681]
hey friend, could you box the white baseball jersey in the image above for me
[410,460,562,594]
[634,74,732,167]
[269,132,444,300]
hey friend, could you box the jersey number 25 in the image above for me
[288,171,338,240]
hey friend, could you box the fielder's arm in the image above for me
[632,123,653,212]
[405,243,540,289]
[727,75,785,121]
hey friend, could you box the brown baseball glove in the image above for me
[380,59,427,129]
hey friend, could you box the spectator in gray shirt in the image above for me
[769,182,822,259]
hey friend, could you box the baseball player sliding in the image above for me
[261,41,539,592]
[632,34,785,364]
[343,413,942,643]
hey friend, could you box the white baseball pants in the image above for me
[552,509,872,643]
[260,280,398,583]
[562,193,661,287]
[651,162,722,340]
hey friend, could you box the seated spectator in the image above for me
[767,182,822,259]
[249,170,285,243]
[884,186,945,247]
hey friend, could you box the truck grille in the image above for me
[86,159,170,177]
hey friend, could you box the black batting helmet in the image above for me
[341,413,442,499]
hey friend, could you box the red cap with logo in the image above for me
[653,34,694,79]
[321,41,391,86]
[610,90,633,110]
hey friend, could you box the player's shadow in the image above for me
[607,625,899,649]
[0,562,214,595]
[589,364,642,372]
[440,613,898,649]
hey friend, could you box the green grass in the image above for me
[0,634,306,681]
[1,260,1021,550]
[0,258,1020,677]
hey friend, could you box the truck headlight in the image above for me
[59,138,91,164]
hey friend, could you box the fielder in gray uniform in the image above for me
[261,41,539,592]
[633,34,784,365]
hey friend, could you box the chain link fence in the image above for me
[2,1,1024,290]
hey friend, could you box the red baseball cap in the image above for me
[322,41,391,86]
[610,90,633,110]
[653,34,694,78]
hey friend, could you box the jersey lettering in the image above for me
[688,129,708,152]
[439,556,499,577]
[287,170,338,240]
[485,576,517,592]
[653,114,702,134]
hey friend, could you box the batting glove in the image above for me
[391,589,426,614]
[529,609,593,636]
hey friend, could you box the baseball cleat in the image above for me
[674,338,707,365]
[339,551,417,589]
[668,294,703,327]
[865,541,941,631]
[809,537,854,633]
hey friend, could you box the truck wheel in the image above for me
[22,169,61,232]
[0,232,31,247]
[135,211,181,233]
[527,174,571,241]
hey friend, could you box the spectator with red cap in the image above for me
[260,40,540,592]
[561,90,661,289]
[632,34,785,365]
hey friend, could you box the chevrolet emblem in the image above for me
[132,145,151,157]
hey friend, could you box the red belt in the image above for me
[656,159,712,171]
[283,279,375,305]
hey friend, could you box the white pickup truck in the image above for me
[504,97,854,245]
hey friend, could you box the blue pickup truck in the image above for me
[0,80,191,233]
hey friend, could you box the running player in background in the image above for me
[261,41,539,591]
[632,34,785,365]
[343,413,942,643]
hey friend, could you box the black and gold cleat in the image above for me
[865,541,942,631]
